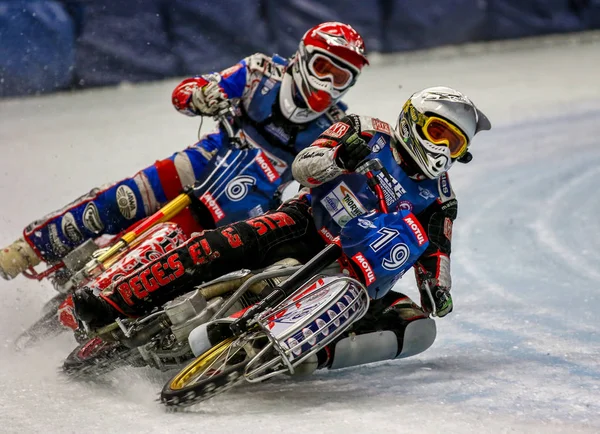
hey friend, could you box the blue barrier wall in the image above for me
[384,0,488,52]
[169,0,271,75]
[0,1,75,97]
[73,0,179,87]
[486,0,587,40]
[265,0,384,56]
[1,0,599,97]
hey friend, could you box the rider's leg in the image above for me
[73,198,324,327]
[0,134,223,277]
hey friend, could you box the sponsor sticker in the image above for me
[61,212,83,243]
[255,152,280,182]
[320,181,366,228]
[249,204,264,218]
[321,192,342,215]
[116,185,138,220]
[83,202,104,234]
[352,252,376,285]
[323,122,349,139]
[357,218,376,229]
[319,226,336,243]
[398,200,413,211]
[403,215,427,246]
[443,217,453,240]
[371,136,387,153]
[418,186,436,200]
[338,183,366,217]
[372,118,391,135]
[200,192,225,222]
[400,118,410,138]
[439,173,452,199]
[376,172,406,205]
[48,223,68,256]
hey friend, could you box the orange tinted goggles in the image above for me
[422,116,468,158]
[309,54,354,89]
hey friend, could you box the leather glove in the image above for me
[335,133,371,172]
[416,266,453,317]
[191,81,230,116]
[420,283,453,317]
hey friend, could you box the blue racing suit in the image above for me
[293,114,457,301]
[23,53,346,262]
[96,114,457,321]
[92,113,456,376]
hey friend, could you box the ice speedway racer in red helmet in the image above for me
[0,22,369,348]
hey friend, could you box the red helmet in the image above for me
[290,22,369,114]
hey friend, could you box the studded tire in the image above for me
[160,337,251,409]
[62,337,144,380]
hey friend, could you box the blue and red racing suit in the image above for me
[293,115,456,300]
[94,114,457,319]
[23,53,346,263]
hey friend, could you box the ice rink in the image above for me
[1,33,599,433]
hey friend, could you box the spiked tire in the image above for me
[160,336,255,408]
[62,337,144,380]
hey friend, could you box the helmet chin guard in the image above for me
[287,22,369,117]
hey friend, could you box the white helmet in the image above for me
[394,86,491,179]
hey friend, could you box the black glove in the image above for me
[335,133,371,172]
[420,284,453,317]
[415,266,453,318]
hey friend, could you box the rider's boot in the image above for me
[0,238,41,280]
[72,287,119,328]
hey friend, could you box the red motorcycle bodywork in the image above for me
[59,222,189,330]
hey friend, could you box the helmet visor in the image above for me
[423,117,468,159]
[309,54,354,89]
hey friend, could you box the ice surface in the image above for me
[1,35,600,433]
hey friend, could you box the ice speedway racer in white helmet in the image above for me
[54,86,491,407]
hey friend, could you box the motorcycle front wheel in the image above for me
[160,331,267,409]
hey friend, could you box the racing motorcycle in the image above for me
[11,107,277,352]
[64,158,389,381]
[62,255,305,379]
[159,160,389,408]
[62,158,386,380]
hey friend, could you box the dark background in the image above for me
[1,0,598,98]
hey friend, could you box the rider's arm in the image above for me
[171,54,260,116]
[413,173,457,316]
[293,114,386,187]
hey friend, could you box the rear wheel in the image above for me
[160,332,266,408]
[62,337,144,380]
